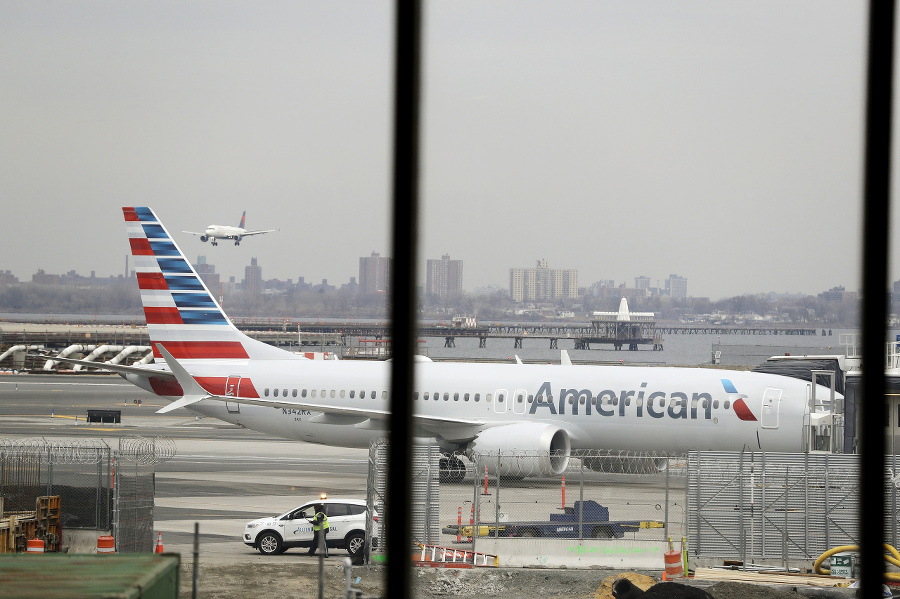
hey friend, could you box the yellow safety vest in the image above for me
[313,511,328,531]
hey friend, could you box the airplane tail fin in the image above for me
[239,211,246,229]
[123,207,293,363]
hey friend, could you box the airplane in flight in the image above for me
[183,211,275,246]
[51,207,838,481]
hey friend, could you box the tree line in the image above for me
[0,281,864,327]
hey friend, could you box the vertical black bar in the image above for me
[860,1,893,595]
[388,1,421,598]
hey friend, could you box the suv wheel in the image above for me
[257,531,284,555]
[346,532,366,563]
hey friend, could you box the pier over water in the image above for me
[0,319,824,352]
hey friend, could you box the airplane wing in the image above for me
[240,229,276,237]
[182,230,204,236]
[30,354,175,380]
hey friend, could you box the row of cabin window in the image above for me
[264,388,387,399]
[261,387,730,411]
[410,393,729,410]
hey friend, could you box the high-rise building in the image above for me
[665,274,688,299]
[359,251,392,295]
[244,257,262,295]
[426,254,464,298]
[194,256,221,296]
[509,259,578,302]
[635,275,651,290]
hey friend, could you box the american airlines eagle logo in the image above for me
[721,379,758,422]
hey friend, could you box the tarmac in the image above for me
[0,373,861,598]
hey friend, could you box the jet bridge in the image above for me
[804,369,841,453]
[753,356,843,453]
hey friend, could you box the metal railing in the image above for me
[686,451,886,565]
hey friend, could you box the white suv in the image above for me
[243,498,372,562]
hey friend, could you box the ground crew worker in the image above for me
[308,504,329,557]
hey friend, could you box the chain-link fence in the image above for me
[0,438,113,530]
[364,445,686,564]
[114,436,175,553]
[464,450,685,551]
[366,439,441,562]
[0,436,174,553]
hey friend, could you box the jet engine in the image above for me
[200,235,209,242]
[466,423,570,478]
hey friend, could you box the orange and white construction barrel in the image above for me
[97,535,115,554]
[664,550,683,579]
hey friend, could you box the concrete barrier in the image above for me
[474,538,667,569]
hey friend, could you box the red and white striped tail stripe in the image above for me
[123,207,290,363]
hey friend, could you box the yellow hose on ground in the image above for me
[813,544,900,581]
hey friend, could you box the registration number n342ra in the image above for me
[282,409,312,416]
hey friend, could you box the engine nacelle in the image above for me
[200,235,209,242]
[467,423,570,477]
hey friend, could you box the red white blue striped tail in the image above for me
[123,207,290,362]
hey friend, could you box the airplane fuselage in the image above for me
[116,205,832,475]
[204,224,245,240]
[131,359,811,453]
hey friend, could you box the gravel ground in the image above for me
[177,560,862,599]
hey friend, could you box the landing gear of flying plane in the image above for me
[439,453,467,483]
[210,239,217,246]
[234,240,240,246]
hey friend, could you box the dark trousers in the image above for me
[308,529,328,556]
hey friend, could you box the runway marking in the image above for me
[0,381,134,388]
[173,454,365,463]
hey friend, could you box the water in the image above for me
[0,311,878,368]
[415,328,863,368]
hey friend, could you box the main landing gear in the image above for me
[439,453,467,483]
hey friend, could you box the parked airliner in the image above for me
[53,207,837,480]
[183,211,275,246]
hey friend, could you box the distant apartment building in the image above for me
[359,251,392,295]
[635,275,651,290]
[0,270,18,285]
[426,254,463,298]
[193,256,221,295]
[243,257,262,295]
[509,259,578,302]
[593,284,648,301]
[590,280,616,297]
[32,269,60,285]
[820,286,857,302]
[665,274,688,299]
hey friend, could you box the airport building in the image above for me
[425,254,463,298]
[509,259,578,302]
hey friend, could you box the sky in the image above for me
[0,1,886,301]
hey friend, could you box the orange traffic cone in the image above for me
[155,532,164,553]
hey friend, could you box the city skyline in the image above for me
[0,3,886,300]
[0,253,862,301]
